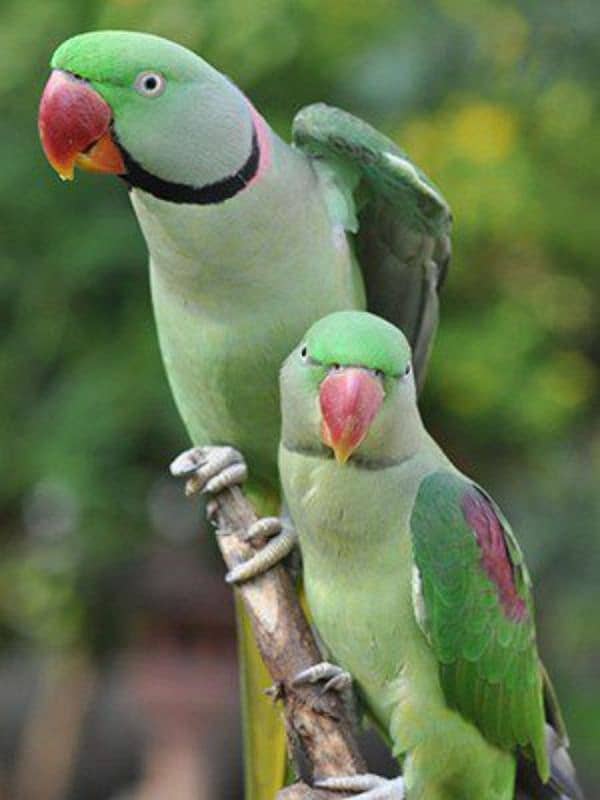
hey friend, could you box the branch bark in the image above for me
[208,485,366,799]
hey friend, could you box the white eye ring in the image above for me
[134,71,166,97]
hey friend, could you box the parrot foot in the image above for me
[241,516,283,542]
[293,661,358,723]
[169,445,247,495]
[170,446,297,583]
[225,521,297,584]
[293,662,352,695]
[314,774,405,799]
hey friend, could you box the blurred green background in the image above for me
[1,0,598,797]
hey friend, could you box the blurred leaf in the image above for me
[1,0,598,791]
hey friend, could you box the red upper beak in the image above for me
[319,367,384,464]
[38,70,125,181]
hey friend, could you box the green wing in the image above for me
[293,103,452,390]
[410,470,549,780]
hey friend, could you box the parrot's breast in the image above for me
[133,134,365,487]
[281,447,439,730]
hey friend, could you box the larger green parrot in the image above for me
[38,32,452,799]
[278,311,583,800]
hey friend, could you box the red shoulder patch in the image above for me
[461,489,527,622]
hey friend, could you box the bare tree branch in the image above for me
[208,485,366,799]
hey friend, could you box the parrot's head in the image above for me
[280,311,421,466]
[38,31,263,201]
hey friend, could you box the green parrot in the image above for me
[38,31,451,799]
[276,310,583,800]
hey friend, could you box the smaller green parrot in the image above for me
[271,310,583,800]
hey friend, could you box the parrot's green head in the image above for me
[38,31,263,202]
[280,311,422,465]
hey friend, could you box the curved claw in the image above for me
[169,445,247,495]
[226,525,297,584]
[314,773,405,799]
[293,660,356,720]
[293,662,352,693]
[242,516,282,542]
[323,672,353,694]
[203,462,247,494]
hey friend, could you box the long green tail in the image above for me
[238,600,287,799]
[238,486,287,799]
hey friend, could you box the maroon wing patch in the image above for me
[461,489,527,622]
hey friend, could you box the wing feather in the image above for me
[293,103,452,390]
[410,470,549,779]
[415,478,584,797]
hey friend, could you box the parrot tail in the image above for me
[237,597,287,800]
[515,664,584,800]
[237,485,288,800]
[515,729,583,799]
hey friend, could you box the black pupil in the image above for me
[144,76,158,91]
[301,347,307,357]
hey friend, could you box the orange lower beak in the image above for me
[319,368,384,464]
[38,69,125,181]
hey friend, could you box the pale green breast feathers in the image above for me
[410,470,549,779]
[143,143,366,487]
[279,443,433,730]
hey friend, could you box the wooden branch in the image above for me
[208,485,366,799]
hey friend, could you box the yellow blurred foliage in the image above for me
[400,118,446,175]
[435,0,528,68]
[450,102,518,164]
[537,80,594,142]
[535,350,596,411]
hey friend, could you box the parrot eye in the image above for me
[134,71,166,98]
[300,345,308,361]
[401,363,412,379]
